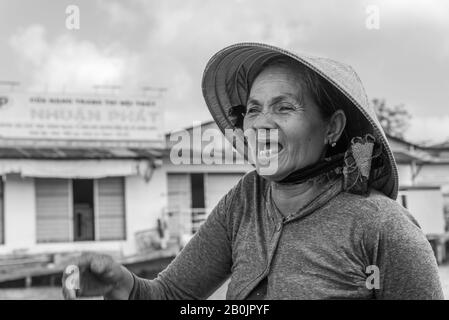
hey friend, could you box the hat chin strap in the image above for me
[277,133,382,198]
[278,152,345,185]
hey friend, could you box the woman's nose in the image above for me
[251,112,277,130]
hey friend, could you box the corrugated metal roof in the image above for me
[0,147,165,159]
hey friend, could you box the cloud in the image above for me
[379,0,449,27]
[128,0,314,129]
[9,24,137,92]
[96,0,145,29]
[9,24,48,66]
[5,0,449,138]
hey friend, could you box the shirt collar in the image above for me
[267,176,344,224]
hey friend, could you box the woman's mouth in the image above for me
[257,140,284,163]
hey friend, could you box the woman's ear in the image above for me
[326,109,346,144]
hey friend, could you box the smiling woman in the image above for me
[62,42,444,300]
[242,57,347,183]
[236,57,351,157]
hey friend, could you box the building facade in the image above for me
[1,95,449,261]
[0,92,167,258]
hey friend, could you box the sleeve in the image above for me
[365,200,444,300]
[128,183,236,300]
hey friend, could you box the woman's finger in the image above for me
[62,264,81,299]
[62,287,77,300]
[61,272,77,300]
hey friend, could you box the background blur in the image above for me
[0,0,449,299]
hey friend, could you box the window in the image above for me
[73,179,95,241]
[166,172,244,235]
[96,177,126,241]
[36,177,126,243]
[36,179,71,243]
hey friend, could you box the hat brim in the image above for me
[201,42,398,200]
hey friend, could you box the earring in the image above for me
[325,137,337,147]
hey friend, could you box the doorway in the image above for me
[190,173,205,233]
[73,179,95,241]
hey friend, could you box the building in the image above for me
[0,92,167,258]
[164,121,251,236]
[389,135,449,262]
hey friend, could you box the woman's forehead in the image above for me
[249,64,306,99]
[254,63,303,82]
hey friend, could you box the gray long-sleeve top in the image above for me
[129,170,444,299]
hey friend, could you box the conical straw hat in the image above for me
[202,42,398,200]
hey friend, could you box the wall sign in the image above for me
[0,93,164,148]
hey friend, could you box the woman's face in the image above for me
[243,64,329,181]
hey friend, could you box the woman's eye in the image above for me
[246,107,260,114]
[277,104,295,112]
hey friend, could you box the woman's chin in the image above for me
[255,166,289,182]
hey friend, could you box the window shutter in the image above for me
[36,179,71,243]
[97,177,126,240]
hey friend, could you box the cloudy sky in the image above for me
[1,0,448,143]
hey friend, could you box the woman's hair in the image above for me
[230,56,354,156]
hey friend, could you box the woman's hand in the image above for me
[61,252,134,300]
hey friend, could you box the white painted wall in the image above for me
[397,164,413,186]
[415,165,449,186]
[398,188,445,235]
[122,167,167,256]
[1,174,36,252]
[0,167,167,257]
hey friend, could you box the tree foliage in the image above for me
[372,98,411,139]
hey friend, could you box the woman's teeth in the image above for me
[259,149,273,157]
[257,143,282,161]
